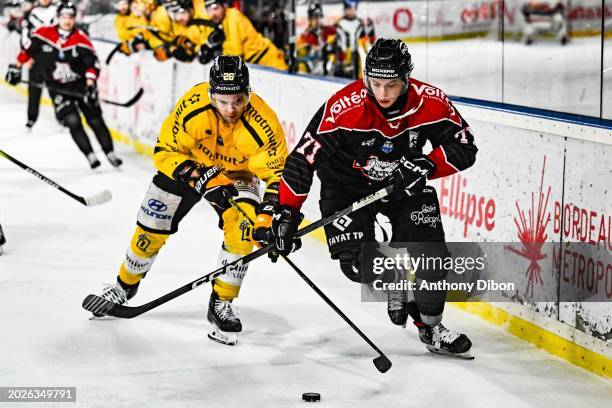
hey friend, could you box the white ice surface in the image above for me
[0,86,610,408]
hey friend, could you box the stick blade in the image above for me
[373,355,392,373]
[84,190,112,206]
[82,294,116,316]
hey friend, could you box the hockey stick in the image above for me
[228,199,392,373]
[0,148,112,206]
[20,81,144,108]
[81,184,394,318]
[105,42,122,65]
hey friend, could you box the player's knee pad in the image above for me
[137,175,200,234]
[221,200,257,255]
[62,112,82,130]
[213,245,250,300]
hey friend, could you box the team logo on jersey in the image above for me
[52,62,78,83]
[147,199,167,212]
[410,204,441,228]
[353,156,399,181]
[42,44,53,53]
[332,215,353,232]
[362,137,376,147]
[381,141,394,153]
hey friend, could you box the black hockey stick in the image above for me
[105,42,122,65]
[21,81,144,108]
[0,148,112,206]
[228,199,392,373]
[81,184,394,318]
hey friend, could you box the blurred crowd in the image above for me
[2,0,378,78]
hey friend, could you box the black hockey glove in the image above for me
[197,26,224,64]
[5,64,21,86]
[270,205,304,259]
[206,25,225,49]
[174,160,238,212]
[391,155,436,199]
[252,198,277,244]
[83,82,99,107]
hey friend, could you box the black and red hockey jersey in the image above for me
[280,78,478,208]
[17,25,99,89]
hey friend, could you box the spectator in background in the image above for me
[112,0,156,57]
[333,0,375,79]
[256,3,286,50]
[21,0,57,130]
[297,2,336,76]
[198,0,288,71]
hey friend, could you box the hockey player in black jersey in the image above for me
[20,0,57,129]
[5,2,122,169]
[270,39,478,358]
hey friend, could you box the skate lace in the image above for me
[101,284,128,305]
[434,324,460,346]
[214,299,238,322]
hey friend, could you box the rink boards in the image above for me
[1,34,610,377]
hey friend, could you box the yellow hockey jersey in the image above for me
[201,8,288,71]
[147,5,209,51]
[114,13,150,42]
[154,82,288,188]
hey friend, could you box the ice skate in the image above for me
[207,290,242,346]
[416,322,474,360]
[86,152,101,169]
[106,151,123,168]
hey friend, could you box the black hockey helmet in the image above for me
[308,2,323,19]
[57,1,77,16]
[364,38,413,95]
[209,55,250,95]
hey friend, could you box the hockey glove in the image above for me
[83,82,99,107]
[197,26,224,64]
[153,45,170,61]
[174,160,238,212]
[206,25,225,49]
[270,205,304,258]
[252,198,278,244]
[5,64,21,86]
[131,35,148,52]
[171,37,197,62]
[391,155,436,199]
[118,41,134,56]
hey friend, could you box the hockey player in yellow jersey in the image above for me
[113,0,155,56]
[198,0,288,70]
[149,0,209,62]
[93,56,288,346]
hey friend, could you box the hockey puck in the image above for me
[302,392,321,402]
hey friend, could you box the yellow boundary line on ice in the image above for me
[2,80,609,378]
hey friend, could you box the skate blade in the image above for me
[207,323,238,346]
[426,345,475,360]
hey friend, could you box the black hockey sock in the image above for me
[27,85,42,123]
[87,117,114,154]
[64,114,94,155]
